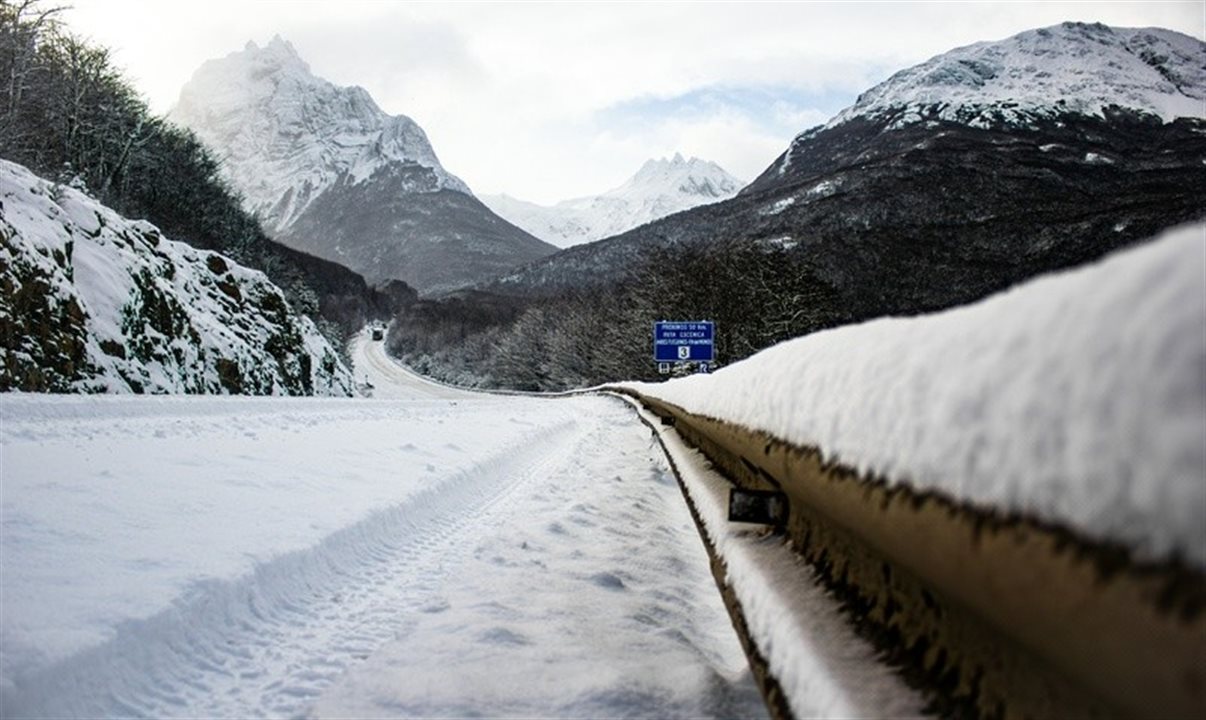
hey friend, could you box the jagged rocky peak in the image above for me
[169,35,469,234]
[481,153,744,247]
[625,152,743,198]
[829,22,1206,130]
[171,37,552,295]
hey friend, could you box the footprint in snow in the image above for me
[479,627,531,647]
[589,572,626,591]
[420,598,450,614]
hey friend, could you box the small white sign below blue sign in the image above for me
[654,321,715,363]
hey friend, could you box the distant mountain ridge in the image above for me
[170,37,555,295]
[489,22,1206,322]
[481,154,744,247]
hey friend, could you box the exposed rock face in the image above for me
[481,154,745,248]
[170,36,554,295]
[490,22,1206,328]
[0,158,353,395]
[275,163,555,296]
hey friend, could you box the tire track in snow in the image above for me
[308,398,767,719]
[2,420,582,719]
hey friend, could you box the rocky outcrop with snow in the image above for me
[829,22,1205,132]
[482,154,744,247]
[170,37,554,294]
[0,158,353,395]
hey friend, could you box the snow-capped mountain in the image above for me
[491,22,1206,330]
[748,22,1205,192]
[170,37,555,295]
[170,36,467,234]
[761,22,1206,182]
[0,158,353,395]
[829,22,1205,130]
[482,154,744,247]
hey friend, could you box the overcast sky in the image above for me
[67,1,1203,204]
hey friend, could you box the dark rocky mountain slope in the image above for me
[276,165,554,296]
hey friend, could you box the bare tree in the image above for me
[0,0,65,149]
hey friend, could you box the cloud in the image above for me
[598,85,843,145]
[563,85,842,195]
[66,1,1205,204]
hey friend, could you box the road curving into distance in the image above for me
[350,329,478,400]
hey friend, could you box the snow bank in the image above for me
[0,158,352,395]
[624,223,1206,567]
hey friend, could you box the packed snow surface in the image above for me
[0,158,350,395]
[0,337,765,717]
[625,223,1206,567]
[169,36,469,233]
[482,154,744,247]
[829,22,1206,130]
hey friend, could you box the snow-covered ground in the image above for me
[625,222,1206,568]
[9,217,1198,717]
[0,334,767,718]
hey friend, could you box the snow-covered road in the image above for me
[352,330,475,400]
[0,336,764,718]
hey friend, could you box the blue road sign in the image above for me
[654,321,715,362]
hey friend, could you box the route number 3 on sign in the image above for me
[653,321,715,363]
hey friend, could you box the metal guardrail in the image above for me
[609,388,1206,720]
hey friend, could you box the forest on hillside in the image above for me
[388,241,845,390]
